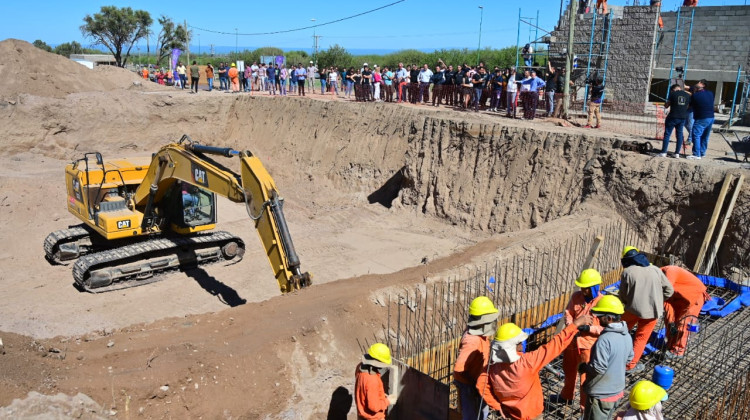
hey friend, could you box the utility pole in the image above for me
[311,18,317,64]
[185,20,190,65]
[562,1,576,119]
[235,28,238,57]
[312,35,322,63]
[477,6,484,66]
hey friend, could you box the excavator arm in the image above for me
[133,135,312,293]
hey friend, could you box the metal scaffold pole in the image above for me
[563,1,576,119]
[516,8,521,69]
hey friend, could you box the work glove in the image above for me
[577,325,591,333]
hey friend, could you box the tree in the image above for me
[33,40,53,52]
[54,41,84,57]
[317,44,353,69]
[80,6,152,67]
[155,16,188,67]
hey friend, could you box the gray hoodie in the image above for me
[583,321,634,398]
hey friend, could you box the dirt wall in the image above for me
[399,118,750,278]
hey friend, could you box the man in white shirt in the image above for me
[506,67,518,118]
[307,61,316,92]
[250,62,259,91]
[418,64,433,104]
[395,63,408,101]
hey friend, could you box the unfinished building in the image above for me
[545,4,750,125]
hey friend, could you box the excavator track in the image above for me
[72,231,245,293]
[44,225,94,264]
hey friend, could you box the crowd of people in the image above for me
[356,247,709,420]
[138,58,604,123]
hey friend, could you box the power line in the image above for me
[189,0,405,36]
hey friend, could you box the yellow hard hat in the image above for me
[367,343,392,365]
[494,322,524,342]
[591,295,625,315]
[469,296,498,317]
[231,62,236,67]
[622,246,639,258]
[575,269,602,288]
[629,380,667,411]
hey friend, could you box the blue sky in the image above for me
[1,0,748,53]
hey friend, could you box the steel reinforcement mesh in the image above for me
[537,285,750,419]
[380,218,749,418]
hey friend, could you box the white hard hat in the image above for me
[310,61,313,63]
[363,62,368,66]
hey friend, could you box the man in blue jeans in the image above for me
[688,79,715,160]
[658,84,691,157]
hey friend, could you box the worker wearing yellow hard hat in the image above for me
[454,296,499,420]
[619,246,674,373]
[615,380,668,419]
[552,269,605,411]
[579,295,634,420]
[476,312,593,420]
[355,343,396,419]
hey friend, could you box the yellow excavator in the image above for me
[44,134,312,293]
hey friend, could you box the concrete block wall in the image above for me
[655,6,750,72]
[548,6,659,110]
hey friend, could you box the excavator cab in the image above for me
[167,181,217,232]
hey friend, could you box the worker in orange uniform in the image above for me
[476,315,593,420]
[596,0,608,14]
[618,246,673,373]
[661,265,709,358]
[551,269,604,411]
[228,63,240,93]
[355,343,397,420]
[454,296,500,420]
[141,67,149,80]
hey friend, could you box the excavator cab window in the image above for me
[173,181,216,228]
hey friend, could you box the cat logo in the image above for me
[191,163,209,187]
[117,220,131,230]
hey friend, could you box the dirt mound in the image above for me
[0,391,107,419]
[0,39,164,101]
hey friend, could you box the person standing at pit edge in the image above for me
[453,297,500,420]
[551,269,605,412]
[476,315,593,420]
[658,84,691,158]
[189,61,200,94]
[580,295,634,420]
[618,246,673,373]
[585,78,605,128]
[227,63,239,93]
[688,79,715,160]
[205,63,214,92]
[355,343,397,420]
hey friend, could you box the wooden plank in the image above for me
[553,235,605,334]
[694,174,734,272]
[705,174,744,274]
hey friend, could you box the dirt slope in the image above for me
[0,39,166,102]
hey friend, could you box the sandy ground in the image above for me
[0,39,748,419]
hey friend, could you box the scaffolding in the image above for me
[582,11,613,112]
[651,7,695,101]
[515,9,548,71]
[545,5,613,111]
